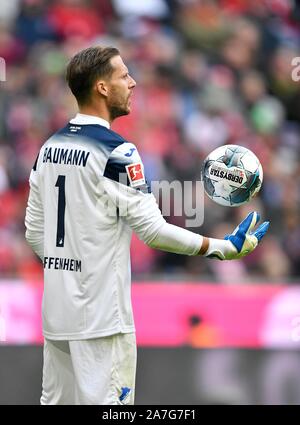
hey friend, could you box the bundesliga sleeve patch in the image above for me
[125,162,146,188]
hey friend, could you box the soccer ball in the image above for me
[201,144,263,207]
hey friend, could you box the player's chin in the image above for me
[110,106,130,120]
[126,97,132,112]
[122,104,131,115]
[119,103,131,115]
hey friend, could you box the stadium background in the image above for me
[0,0,300,404]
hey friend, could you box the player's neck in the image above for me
[78,105,112,125]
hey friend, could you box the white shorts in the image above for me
[40,332,137,405]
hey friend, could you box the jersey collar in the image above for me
[69,113,110,129]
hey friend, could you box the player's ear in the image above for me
[95,80,108,97]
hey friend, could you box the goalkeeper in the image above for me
[25,46,269,405]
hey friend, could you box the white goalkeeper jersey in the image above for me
[25,113,166,340]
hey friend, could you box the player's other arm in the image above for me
[25,156,44,260]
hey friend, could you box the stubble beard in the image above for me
[109,104,130,121]
[108,89,130,121]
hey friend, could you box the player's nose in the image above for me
[128,75,136,89]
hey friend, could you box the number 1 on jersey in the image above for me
[55,175,66,247]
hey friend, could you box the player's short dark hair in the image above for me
[66,46,120,105]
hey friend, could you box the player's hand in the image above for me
[205,211,270,260]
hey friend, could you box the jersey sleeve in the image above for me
[102,143,203,255]
[103,142,151,194]
[103,142,166,243]
[25,154,44,260]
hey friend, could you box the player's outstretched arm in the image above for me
[103,176,269,261]
[202,211,270,260]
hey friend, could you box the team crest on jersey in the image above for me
[125,163,145,188]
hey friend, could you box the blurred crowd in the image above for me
[0,0,300,283]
